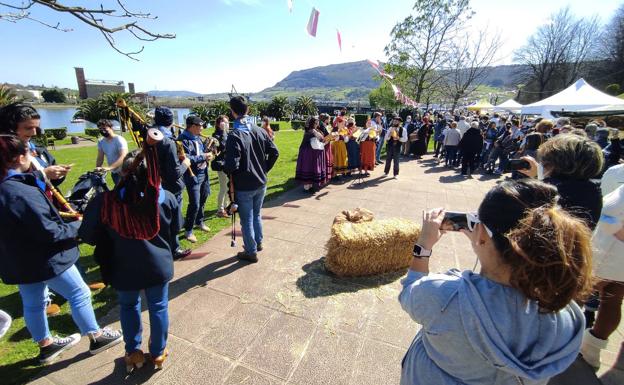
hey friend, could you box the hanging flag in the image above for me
[287,0,293,13]
[306,7,320,37]
[391,83,399,96]
[381,72,395,80]
[367,59,380,70]
[336,29,342,52]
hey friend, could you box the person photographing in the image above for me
[224,96,279,263]
[400,180,593,385]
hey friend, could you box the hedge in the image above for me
[44,127,68,140]
[269,123,280,132]
[354,114,369,127]
[291,120,305,130]
[85,128,101,138]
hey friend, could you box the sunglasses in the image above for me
[466,212,494,238]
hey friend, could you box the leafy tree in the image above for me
[41,88,66,103]
[0,85,18,106]
[267,96,293,121]
[293,95,318,117]
[385,0,473,103]
[369,81,400,110]
[602,4,624,87]
[250,101,270,117]
[605,84,621,96]
[74,92,144,124]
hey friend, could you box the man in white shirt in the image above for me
[384,115,408,179]
[95,119,128,185]
[602,164,624,196]
[457,116,470,137]
[443,122,462,167]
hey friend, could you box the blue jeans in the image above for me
[118,284,169,357]
[375,134,386,162]
[184,171,210,232]
[19,265,99,342]
[236,186,266,254]
[111,172,121,186]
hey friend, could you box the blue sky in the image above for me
[0,0,620,93]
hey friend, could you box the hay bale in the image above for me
[325,209,421,277]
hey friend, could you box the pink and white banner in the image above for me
[336,29,342,52]
[306,7,320,37]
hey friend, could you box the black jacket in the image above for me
[0,173,80,284]
[224,121,279,191]
[78,189,179,291]
[156,136,188,195]
[544,177,602,230]
[211,128,228,172]
[459,127,484,154]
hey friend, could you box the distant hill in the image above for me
[147,90,203,98]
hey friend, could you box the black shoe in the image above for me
[257,243,263,252]
[38,334,81,365]
[174,248,191,260]
[89,327,123,355]
[237,251,258,263]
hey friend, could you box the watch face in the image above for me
[413,244,423,255]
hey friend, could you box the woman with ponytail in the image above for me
[400,179,593,385]
[0,135,122,365]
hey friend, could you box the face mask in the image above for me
[100,130,110,138]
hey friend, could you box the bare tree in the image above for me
[384,0,473,104]
[601,3,624,87]
[441,27,502,110]
[514,7,600,99]
[0,0,175,60]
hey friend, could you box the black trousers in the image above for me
[384,142,401,176]
[461,151,478,175]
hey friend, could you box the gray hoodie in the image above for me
[399,269,584,385]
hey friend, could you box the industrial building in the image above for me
[74,67,126,99]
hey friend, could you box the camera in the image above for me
[440,212,479,232]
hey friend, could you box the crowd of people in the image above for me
[0,96,623,384]
[0,96,278,369]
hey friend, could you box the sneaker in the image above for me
[393,175,398,179]
[38,334,81,364]
[89,327,123,355]
[46,304,61,317]
[257,243,263,252]
[124,350,145,373]
[184,232,197,243]
[197,224,210,232]
[174,248,192,260]
[88,282,106,291]
[580,329,608,369]
[236,251,258,263]
[0,309,11,339]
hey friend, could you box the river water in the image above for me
[37,107,191,134]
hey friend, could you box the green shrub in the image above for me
[269,123,280,132]
[85,128,101,138]
[31,134,48,147]
[291,120,305,130]
[44,127,67,140]
[354,114,369,127]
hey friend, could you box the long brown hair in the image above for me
[478,180,593,313]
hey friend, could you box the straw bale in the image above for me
[325,209,420,277]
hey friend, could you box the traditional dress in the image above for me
[360,126,376,171]
[346,126,361,172]
[295,130,327,186]
[331,128,348,176]
[319,122,333,184]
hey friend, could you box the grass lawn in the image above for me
[0,128,303,385]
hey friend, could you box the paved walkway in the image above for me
[28,156,623,385]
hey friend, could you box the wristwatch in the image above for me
[413,244,432,259]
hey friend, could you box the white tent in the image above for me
[521,78,624,117]
[494,99,523,113]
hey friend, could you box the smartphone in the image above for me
[509,159,530,171]
[440,211,469,231]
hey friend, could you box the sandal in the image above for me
[124,350,145,373]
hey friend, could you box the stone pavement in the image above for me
[28,156,623,385]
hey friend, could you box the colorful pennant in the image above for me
[306,7,320,37]
[336,29,342,52]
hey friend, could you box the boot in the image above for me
[151,348,169,370]
[124,350,145,373]
[580,328,608,369]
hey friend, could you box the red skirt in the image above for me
[360,140,376,171]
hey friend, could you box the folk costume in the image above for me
[359,121,377,172]
[384,120,408,177]
[346,123,361,172]
[319,120,333,183]
[331,117,348,176]
[295,128,327,189]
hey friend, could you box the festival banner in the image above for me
[306,7,320,37]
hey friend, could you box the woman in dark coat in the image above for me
[0,135,121,365]
[458,122,483,176]
[80,149,180,371]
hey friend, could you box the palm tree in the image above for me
[74,92,144,123]
[267,96,293,121]
[0,85,18,107]
[293,95,318,118]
